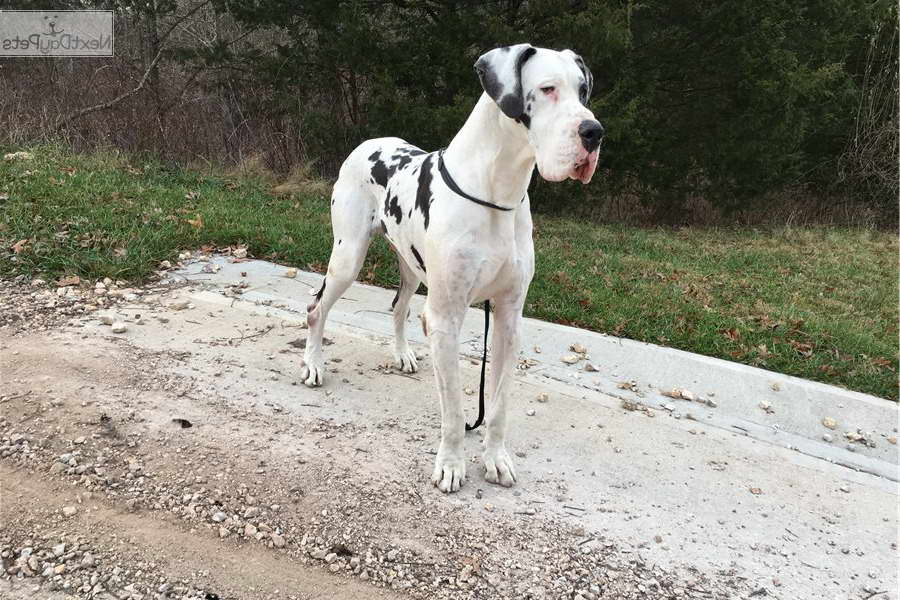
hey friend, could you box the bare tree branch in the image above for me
[55,0,211,130]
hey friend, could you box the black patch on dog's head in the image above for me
[570,53,593,106]
[415,154,435,230]
[475,44,537,122]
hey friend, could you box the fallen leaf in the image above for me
[749,487,763,495]
[721,327,740,342]
[11,239,28,254]
[56,275,81,287]
[570,342,587,354]
[561,353,581,365]
[186,214,204,229]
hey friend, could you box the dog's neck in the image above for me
[442,93,536,211]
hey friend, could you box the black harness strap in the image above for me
[465,300,491,431]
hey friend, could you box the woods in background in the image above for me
[1,0,897,225]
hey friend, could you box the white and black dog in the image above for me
[301,44,603,493]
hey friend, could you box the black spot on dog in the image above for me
[380,219,388,234]
[384,193,403,224]
[410,245,426,273]
[370,151,391,187]
[408,209,412,218]
[517,114,531,128]
[315,280,327,301]
[391,279,402,310]
[415,154,435,229]
[393,153,415,171]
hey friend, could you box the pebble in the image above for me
[537,392,549,403]
[170,300,190,310]
[111,322,127,333]
[62,506,77,517]
[100,315,114,325]
[823,433,833,443]
[233,248,248,258]
[284,268,298,278]
[839,484,850,493]
[271,533,285,548]
[212,511,227,522]
[526,409,536,416]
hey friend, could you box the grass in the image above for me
[2,144,897,400]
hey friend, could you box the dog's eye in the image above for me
[540,86,555,95]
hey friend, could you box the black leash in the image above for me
[434,149,518,432]
[465,300,491,431]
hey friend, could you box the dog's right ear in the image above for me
[474,44,537,122]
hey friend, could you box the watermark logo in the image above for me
[0,10,113,57]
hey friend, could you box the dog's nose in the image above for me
[578,119,604,152]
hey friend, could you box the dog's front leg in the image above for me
[482,296,523,487]
[426,305,468,493]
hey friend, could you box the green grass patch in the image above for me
[2,144,897,400]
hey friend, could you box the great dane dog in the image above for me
[301,44,603,493]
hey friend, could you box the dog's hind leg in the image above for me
[391,257,421,373]
[301,179,374,387]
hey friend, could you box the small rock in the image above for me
[271,533,285,548]
[536,392,549,403]
[324,552,337,563]
[706,398,718,408]
[73,436,86,445]
[100,315,114,325]
[570,342,587,354]
[284,268,298,279]
[584,362,600,372]
[62,506,77,517]
[526,409,536,416]
[111,322,127,333]
[233,247,248,259]
[561,353,581,365]
[170,300,190,311]
[386,549,399,561]
[159,260,172,269]
[823,433,833,443]
[822,417,837,430]
[839,484,850,493]
[211,511,227,522]
[244,524,258,537]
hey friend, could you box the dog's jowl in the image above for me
[301,44,604,493]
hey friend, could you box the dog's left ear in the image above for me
[562,49,593,106]
[474,43,537,122]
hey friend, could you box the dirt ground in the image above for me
[1,259,896,600]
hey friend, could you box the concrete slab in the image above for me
[173,256,899,486]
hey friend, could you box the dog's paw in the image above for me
[299,357,324,387]
[394,346,419,373]
[483,446,517,487]
[431,450,466,493]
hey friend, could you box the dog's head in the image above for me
[475,44,603,184]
